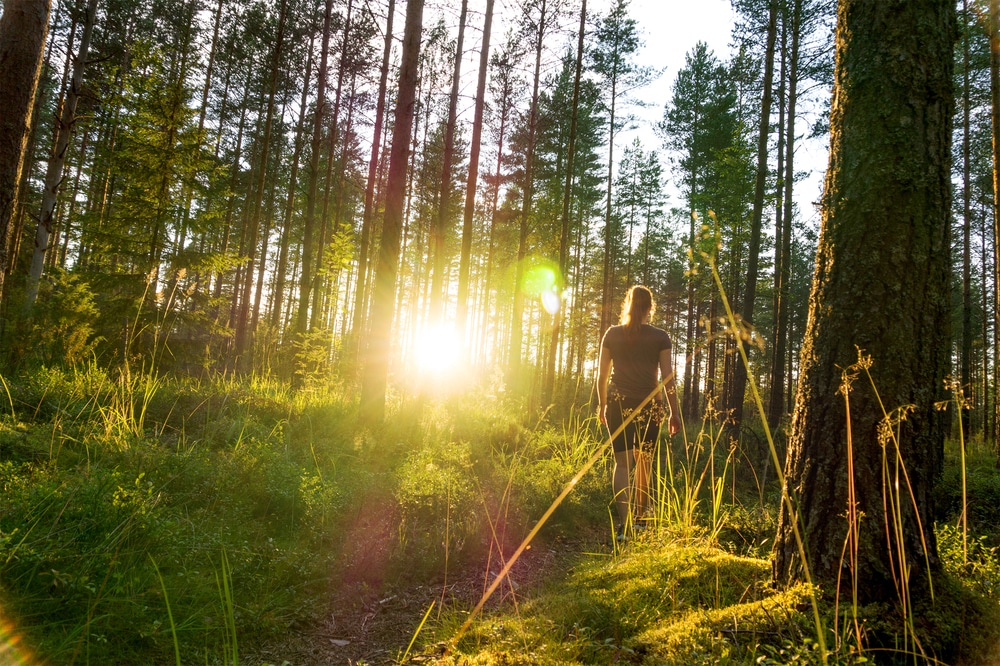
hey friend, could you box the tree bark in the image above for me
[773,0,954,603]
[349,0,395,362]
[962,0,972,438]
[456,0,493,346]
[508,0,547,388]
[0,0,52,307]
[294,0,334,376]
[542,0,585,404]
[271,34,315,332]
[429,0,467,323]
[729,0,777,427]
[991,0,1000,453]
[234,0,289,360]
[25,0,99,312]
[359,0,424,423]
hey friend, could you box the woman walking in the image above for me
[596,286,681,540]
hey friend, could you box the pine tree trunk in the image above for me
[429,0,467,323]
[456,0,493,345]
[311,0,353,332]
[294,0,334,358]
[350,0,395,363]
[509,0,547,388]
[234,0,289,360]
[767,11,789,431]
[729,0,777,426]
[774,0,954,602]
[25,0,99,312]
[991,0,1000,454]
[543,0,585,404]
[962,0,973,438]
[359,0,424,422]
[770,1,800,433]
[0,0,51,307]
[271,35,315,333]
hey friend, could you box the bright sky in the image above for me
[621,0,828,227]
[428,0,829,228]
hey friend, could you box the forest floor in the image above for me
[244,490,600,666]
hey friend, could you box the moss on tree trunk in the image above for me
[773,0,955,604]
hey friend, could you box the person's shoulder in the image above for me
[602,325,624,344]
[643,324,672,344]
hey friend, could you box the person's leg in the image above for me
[634,410,662,521]
[633,448,651,519]
[613,448,634,526]
[606,400,634,527]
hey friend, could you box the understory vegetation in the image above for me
[0,367,997,665]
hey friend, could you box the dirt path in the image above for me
[245,495,603,665]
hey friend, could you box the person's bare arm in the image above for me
[597,345,612,425]
[659,348,681,437]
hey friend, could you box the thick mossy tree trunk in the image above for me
[773,0,955,603]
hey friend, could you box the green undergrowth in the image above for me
[0,365,606,663]
[425,529,1000,666]
[429,538,817,665]
[2,364,1000,664]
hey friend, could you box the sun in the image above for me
[411,323,462,378]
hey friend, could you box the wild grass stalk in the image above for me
[401,601,435,663]
[701,211,829,664]
[215,550,238,666]
[0,372,15,422]
[150,555,182,666]
[444,393,655,655]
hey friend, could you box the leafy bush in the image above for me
[396,441,481,568]
[937,522,1000,601]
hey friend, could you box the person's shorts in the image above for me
[605,394,664,453]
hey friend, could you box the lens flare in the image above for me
[0,610,34,665]
[541,289,561,315]
[523,264,558,295]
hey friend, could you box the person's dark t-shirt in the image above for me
[601,323,672,400]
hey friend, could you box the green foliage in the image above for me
[438,540,817,666]
[6,269,101,367]
[0,369,355,663]
[397,441,480,565]
[937,522,1000,601]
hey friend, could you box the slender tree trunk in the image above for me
[508,0,547,387]
[25,0,99,312]
[682,207,696,417]
[729,0,778,427]
[430,0,467,322]
[271,35,315,332]
[311,0,353,332]
[991,0,1000,454]
[0,0,51,308]
[350,0,395,361]
[543,0,585,404]
[234,0,289,361]
[983,205,992,437]
[778,33,798,397]
[962,0,973,438]
[600,71,618,336]
[295,0,333,355]
[478,69,512,365]
[456,0,493,346]
[767,10,789,430]
[359,0,424,423]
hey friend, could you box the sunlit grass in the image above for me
[1,353,999,664]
